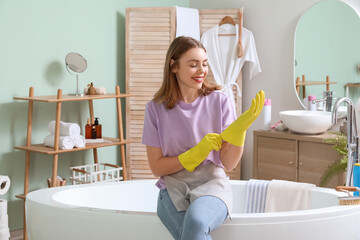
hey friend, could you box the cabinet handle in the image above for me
[289,161,293,165]
[299,162,304,166]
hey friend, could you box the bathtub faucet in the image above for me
[332,97,359,186]
[313,91,335,112]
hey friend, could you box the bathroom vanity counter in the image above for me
[253,129,344,188]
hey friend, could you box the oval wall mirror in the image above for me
[294,0,360,109]
[65,52,87,96]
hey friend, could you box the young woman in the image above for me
[142,36,264,240]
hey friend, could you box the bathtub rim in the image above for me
[26,179,360,224]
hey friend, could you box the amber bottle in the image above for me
[85,118,92,139]
[94,117,102,138]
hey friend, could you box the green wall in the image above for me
[295,0,360,104]
[0,0,189,230]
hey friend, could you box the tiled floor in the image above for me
[10,229,23,240]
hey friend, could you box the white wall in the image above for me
[190,0,330,179]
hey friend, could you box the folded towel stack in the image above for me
[44,121,85,149]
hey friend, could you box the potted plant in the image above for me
[320,132,347,187]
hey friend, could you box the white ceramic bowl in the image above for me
[279,110,333,134]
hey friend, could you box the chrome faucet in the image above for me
[313,91,334,112]
[332,97,359,186]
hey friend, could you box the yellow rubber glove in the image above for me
[178,133,222,172]
[220,90,265,147]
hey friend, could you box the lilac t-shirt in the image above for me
[142,91,236,189]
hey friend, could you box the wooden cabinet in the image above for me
[253,130,345,188]
[14,86,130,240]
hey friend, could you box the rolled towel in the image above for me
[48,121,81,136]
[44,135,75,150]
[70,135,86,148]
[96,87,106,94]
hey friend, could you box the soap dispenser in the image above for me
[94,117,102,138]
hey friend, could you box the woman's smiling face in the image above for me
[172,47,208,94]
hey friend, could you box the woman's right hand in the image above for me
[178,133,222,172]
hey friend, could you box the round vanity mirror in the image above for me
[294,0,360,110]
[65,52,87,96]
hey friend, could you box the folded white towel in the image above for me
[175,6,200,41]
[48,121,81,137]
[70,135,86,148]
[44,135,75,150]
[244,179,270,213]
[264,180,315,212]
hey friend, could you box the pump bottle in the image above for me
[94,117,102,138]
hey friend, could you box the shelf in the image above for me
[345,83,360,87]
[15,194,26,200]
[14,137,133,155]
[13,93,131,102]
[296,81,337,86]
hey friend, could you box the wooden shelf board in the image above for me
[15,194,26,200]
[296,81,337,86]
[14,137,133,155]
[345,83,360,87]
[13,93,131,102]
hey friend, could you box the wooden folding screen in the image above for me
[126,7,243,180]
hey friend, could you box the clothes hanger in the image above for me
[219,16,236,26]
[217,9,244,58]
[218,16,237,36]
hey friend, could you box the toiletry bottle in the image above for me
[94,117,102,138]
[91,125,97,139]
[308,95,316,111]
[85,118,92,139]
[262,99,271,130]
[353,163,360,196]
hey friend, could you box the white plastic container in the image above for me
[308,95,317,111]
[262,99,271,130]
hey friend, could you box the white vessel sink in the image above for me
[279,110,333,134]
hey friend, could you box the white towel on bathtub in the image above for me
[48,120,81,136]
[44,135,75,150]
[264,180,315,212]
[244,179,270,213]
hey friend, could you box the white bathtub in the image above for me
[26,180,360,240]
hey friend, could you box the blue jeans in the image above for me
[157,189,227,240]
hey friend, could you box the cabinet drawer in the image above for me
[255,136,296,181]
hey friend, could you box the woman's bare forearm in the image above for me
[220,142,243,171]
[146,146,184,177]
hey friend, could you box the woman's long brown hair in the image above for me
[153,36,220,109]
